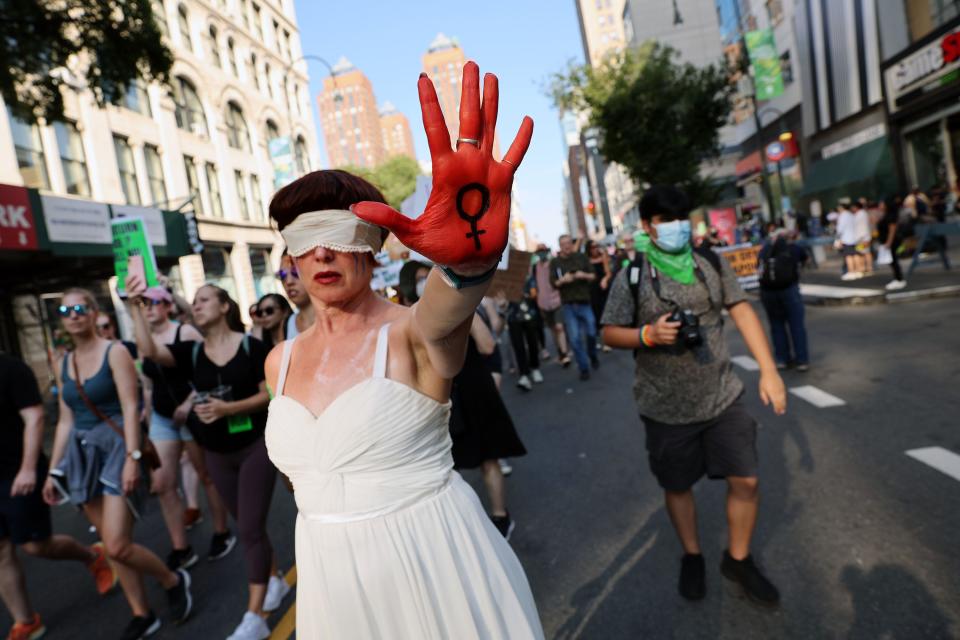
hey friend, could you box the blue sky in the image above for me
[293,0,586,245]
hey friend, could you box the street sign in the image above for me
[112,217,159,295]
[766,141,787,162]
[0,184,39,251]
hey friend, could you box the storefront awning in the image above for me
[735,151,763,178]
[800,138,896,198]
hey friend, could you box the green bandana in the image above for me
[634,232,696,284]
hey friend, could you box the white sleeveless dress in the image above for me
[265,324,544,639]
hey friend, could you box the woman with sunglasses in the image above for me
[138,287,233,571]
[43,289,192,640]
[277,253,314,337]
[125,282,285,640]
[250,294,292,351]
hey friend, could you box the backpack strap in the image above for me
[191,341,201,370]
[627,253,646,328]
[242,334,250,357]
[692,245,722,274]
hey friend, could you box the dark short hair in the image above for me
[269,169,390,241]
[639,185,691,222]
[398,260,430,306]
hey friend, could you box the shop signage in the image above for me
[821,124,886,160]
[0,184,39,251]
[745,29,785,101]
[707,208,738,246]
[111,204,167,247]
[766,141,787,162]
[885,26,960,113]
[112,217,159,295]
[715,243,762,290]
[183,211,204,254]
[41,195,111,244]
[269,137,295,190]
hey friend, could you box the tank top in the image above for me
[61,344,122,431]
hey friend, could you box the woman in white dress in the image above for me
[262,62,542,639]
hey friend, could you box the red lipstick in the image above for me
[313,271,341,285]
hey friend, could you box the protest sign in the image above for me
[112,217,159,295]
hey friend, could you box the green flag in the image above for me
[745,29,784,101]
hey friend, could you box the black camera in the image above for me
[669,309,702,348]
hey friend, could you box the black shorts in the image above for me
[541,307,560,326]
[842,244,861,257]
[0,468,53,545]
[641,397,758,492]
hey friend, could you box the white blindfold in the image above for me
[280,209,384,257]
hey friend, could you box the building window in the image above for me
[249,247,275,297]
[225,102,251,151]
[234,170,250,220]
[173,76,207,137]
[766,0,784,26]
[205,162,223,217]
[152,0,168,39]
[250,175,264,221]
[249,53,259,88]
[206,25,221,68]
[265,119,280,144]
[113,136,141,205]
[177,5,192,52]
[779,50,793,85]
[264,63,273,98]
[201,246,237,300]
[272,19,281,54]
[251,2,263,40]
[183,155,204,215]
[284,30,292,61]
[53,121,91,197]
[227,38,238,76]
[240,0,249,30]
[8,116,50,189]
[295,135,308,175]
[117,82,152,117]
[907,0,960,42]
[143,144,167,206]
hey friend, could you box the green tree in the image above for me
[550,43,733,205]
[339,155,421,210]
[1,0,173,123]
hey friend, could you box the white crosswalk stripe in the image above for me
[905,447,960,483]
[788,385,846,408]
[731,355,760,371]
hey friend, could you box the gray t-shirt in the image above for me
[601,252,749,424]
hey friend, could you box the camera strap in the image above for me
[648,261,717,314]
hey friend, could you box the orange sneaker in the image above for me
[7,612,45,640]
[87,542,118,595]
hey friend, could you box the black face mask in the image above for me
[537,251,550,260]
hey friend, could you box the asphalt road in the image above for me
[4,298,959,639]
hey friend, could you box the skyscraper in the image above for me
[574,0,627,67]
[379,102,416,161]
[421,33,466,147]
[318,57,387,168]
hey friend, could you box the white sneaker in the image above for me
[885,279,907,290]
[840,272,859,281]
[262,574,291,613]
[226,612,270,640]
[531,369,544,384]
[516,375,533,391]
[498,459,513,476]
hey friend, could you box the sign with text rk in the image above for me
[0,184,39,251]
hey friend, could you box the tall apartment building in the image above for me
[575,0,628,66]
[422,33,467,147]
[318,57,387,168]
[0,0,321,370]
[379,102,416,161]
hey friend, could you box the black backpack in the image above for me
[758,240,798,289]
[627,246,722,327]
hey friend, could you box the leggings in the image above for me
[509,319,540,376]
[889,235,904,281]
[205,436,277,584]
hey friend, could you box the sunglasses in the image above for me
[138,297,166,307]
[58,304,90,318]
[254,306,277,318]
[96,322,112,330]
[275,268,299,280]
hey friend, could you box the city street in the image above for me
[4,297,958,639]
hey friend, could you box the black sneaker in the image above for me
[166,568,193,624]
[165,546,199,571]
[720,550,780,608]
[208,530,237,561]
[590,356,600,370]
[579,370,590,381]
[679,553,706,600]
[490,513,516,540]
[120,611,161,639]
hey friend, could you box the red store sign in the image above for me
[0,184,39,251]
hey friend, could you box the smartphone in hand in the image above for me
[127,255,146,295]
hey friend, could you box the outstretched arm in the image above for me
[354,62,533,378]
[728,301,786,415]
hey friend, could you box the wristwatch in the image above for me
[127,449,143,461]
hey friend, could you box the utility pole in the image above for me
[731,0,778,222]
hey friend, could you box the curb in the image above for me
[801,285,960,306]
[885,284,960,303]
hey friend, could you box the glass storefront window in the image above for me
[907,121,948,190]
[249,247,276,299]
[201,246,238,301]
[8,116,49,189]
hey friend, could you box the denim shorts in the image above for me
[149,412,194,442]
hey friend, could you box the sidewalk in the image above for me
[793,245,959,306]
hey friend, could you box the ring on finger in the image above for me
[456,137,480,148]
[503,159,516,167]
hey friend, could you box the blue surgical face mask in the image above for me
[652,220,691,253]
[415,279,426,300]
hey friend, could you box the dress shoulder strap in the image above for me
[276,338,295,396]
[373,324,391,379]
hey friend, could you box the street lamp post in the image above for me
[758,106,789,215]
